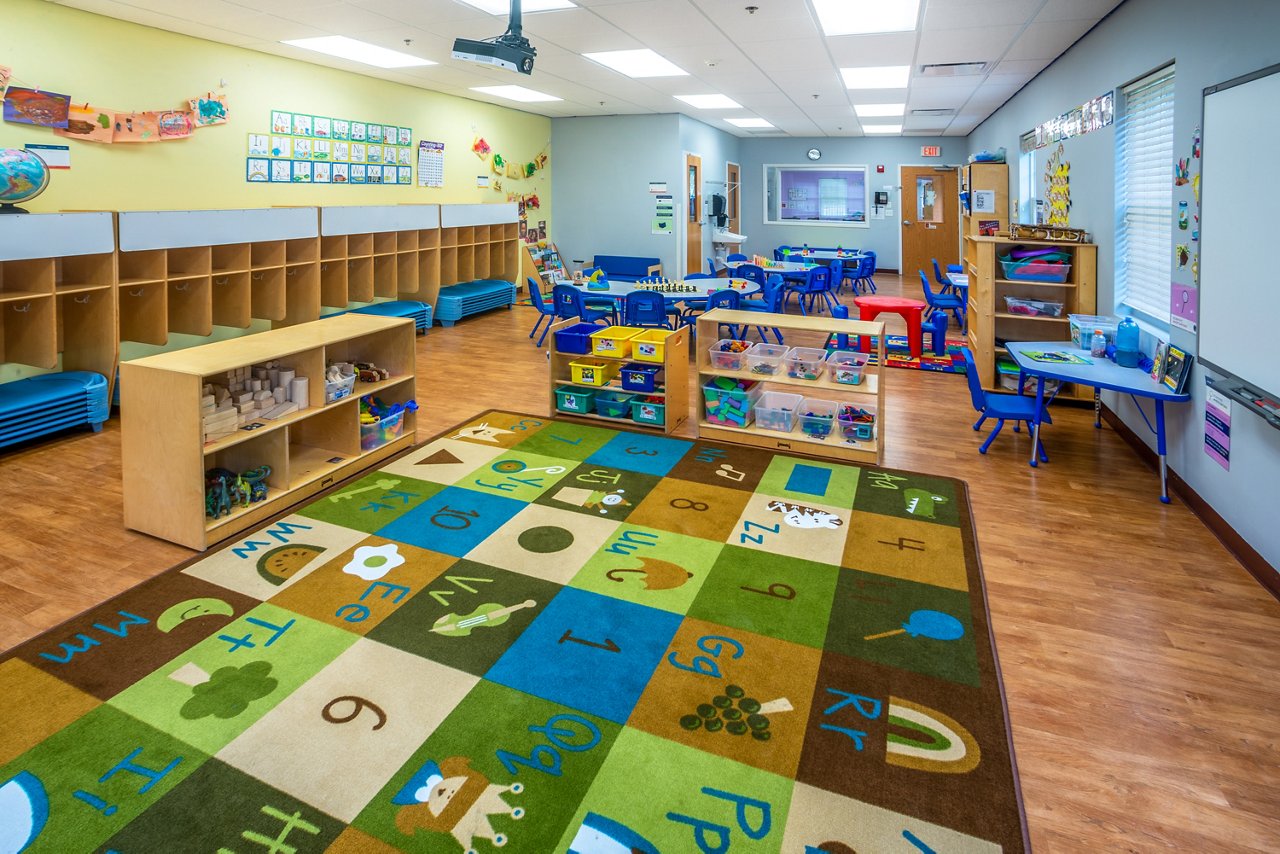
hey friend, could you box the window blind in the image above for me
[818,178,847,218]
[1115,66,1175,322]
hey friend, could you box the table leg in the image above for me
[1156,399,1171,504]
[857,308,876,353]
[906,310,923,358]
[1030,376,1046,468]
[1094,387,1102,428]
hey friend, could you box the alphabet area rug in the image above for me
[0,411,1026,853]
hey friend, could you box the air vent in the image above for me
[919,62,988,77]
[745,128,786,135]
[911,108,955,117]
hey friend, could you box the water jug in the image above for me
[1115,316,1141,367]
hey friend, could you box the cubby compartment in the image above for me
[251,241,285,269]
[281,264,320,326]
[456,226,474,245]
[347,256,374,303]
[204,429,290,532]
[396,252,420,295]
[118,249,166,285]
[118,282,168,345]
[473,247,490,280]
[397,231,418,252]
[56,289,116,375]
[167,245,212,279]
[56,254,114,294]
[374,254,398,299]
[440,227,458,247]
[326,328,415,387]
[373,232,397,256]
[321,235,348,262]
[348,233,374,258]
[320,260,349,308]
[418,229,440,250]
[168,276,212,336]
[288,402,360,489]
[457,250,475,283]
[211,243,251,275]
[1,258,55,301]
[212,272,252,328]
[440,247,458,285]
[1,297,57,367]
[418,250,440,302]
[251,267,286,321]
[286,238,317,264]
[473,225,491,244]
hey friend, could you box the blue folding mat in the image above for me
[435,279,517,326]
[0,371,109,449]
[348,300,432,333]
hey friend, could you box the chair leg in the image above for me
[972,413,987,431]
[979,419,1005,454]
[529,313,545,340]
[1031,422,1049,462]
[772,327,785,345]
[1013,421,1020,433]
[536,319,551,348]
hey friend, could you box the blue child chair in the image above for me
[552,284,615,326]
[624,289,674,329]
[738,274,786,344]
[961,347,1052,460]
[726,252,748,264]
[919,270,965,329]
[785,265,836,315]
[932,258,957,296]
[691,288,741,338]
[527,277,558,346]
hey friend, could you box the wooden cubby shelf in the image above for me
[121,313,418,550]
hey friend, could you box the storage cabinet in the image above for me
[964,235,1098,400]
[960,162,1009,236]
[121,314,417,550]
[440,203,521,291]
[318,204,442,309]
[695,309,887,465]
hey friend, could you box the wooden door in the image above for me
[726,161,740,233]
[686,153,702,275]
[900,166,960,283]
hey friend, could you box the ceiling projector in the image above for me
[452,0,537,75]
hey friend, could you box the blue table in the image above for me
[1006,341,1191,503]
[574,277,761,304]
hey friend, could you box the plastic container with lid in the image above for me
[1115,316,1141,367]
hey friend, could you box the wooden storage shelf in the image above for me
[252,241,285,268]
[961,162,1009,237]
[695,308,887,465]
[121,313,418,550]
[212,273,252,328]
[546,316,689,434]
[212,244,250,275]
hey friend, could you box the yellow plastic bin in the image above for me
[630,328,677,363]
[590,326,642,358]
[569,358,619,387]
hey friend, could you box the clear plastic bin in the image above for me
[1069,314,1120,348]
[360,409,405,451]
[1004,296,1064,317]
[998,258,1071,283]
[708,339,751,372]
[784,347,827,381]
[755,391,803,432]
[797,397,837,438]
[702,378,762,428]
[827,350,869,385]
[745,343,789,376]
[836,402,877,442]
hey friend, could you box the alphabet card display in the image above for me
[0,412,1026,853]
[247,108,414,185]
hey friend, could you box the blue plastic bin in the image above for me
[594,391,634,419]
[620,363,661,393]
[555,322,603,354]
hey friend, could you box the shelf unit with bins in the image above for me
[695,308,887,465]
[318,204,441,309]
[546,316,689,434]
[439,203,521,288]
[960,162,1009,236]
[120,313,417,550]
[963,235,1097,401]
[116,208,321,344]
[0,212,118,393]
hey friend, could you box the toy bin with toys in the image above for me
[837,402,877,442]
[325,363,358,403]
[569,358,619,387]
[620,363,661,393]
[630,396,666,426]
[709,338,752,372]
[702,376,762,428]
[554,322,605,355]
[797,398,838,438]
[827,350,869,385]
[359,395,417,451]
[746,343,789,376]
[755,391,803,433]
[631,328,677,363]
[594,390,634,419]
[555,386,596,414]
[784,347,828,381]
[590,326,642,358]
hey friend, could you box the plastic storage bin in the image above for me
[360,409,405,451]
[1004,296,1064,317]
[1068,314,1120,348]
[631,328,676,363]
[746,343,789,376]
[998,256,1072,283]
[755,391,803,433]
[827,350,869,385]
[620,363,661,393]
[325,369,357,403]
[594,390,634,419]
[708,339,751,372]
[630,396,666,426]
[797,398,837,438]
[837,402,877,442]
[554,322,603,355]
[703,377,762,428]
[555,385,596,414]
[590,326,642,358]
[569,358,619,387]
[784,347,827,381]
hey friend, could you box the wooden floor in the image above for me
[2,273,1277,852]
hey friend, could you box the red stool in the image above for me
[853,296,927,358]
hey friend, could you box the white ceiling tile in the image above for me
[1035,0,1124,22]
[1003,19,1096,61]
[991,58,1049,77]
[825,32,918,67]
[922,0,1041,31]
[916,24,1023,65]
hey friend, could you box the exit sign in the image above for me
[920,145,942,157]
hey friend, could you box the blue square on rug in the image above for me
[375,486,525,557]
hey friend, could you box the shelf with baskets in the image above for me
[121,313,418,550]
[964,235,1097,400]
[546,317,689,433]
[694,309,886,465]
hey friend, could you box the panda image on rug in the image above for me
[392,756,525,851]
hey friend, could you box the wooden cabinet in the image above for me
[961,162,1009,236]
[440,203,521,290]
[964,236,1098,400]
[0,212,118,394]
[121,314,417,550]
[319,204,441,308]
[695,309,887,465]
[546,317,689,434]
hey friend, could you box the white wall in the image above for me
[969,0,1280,571]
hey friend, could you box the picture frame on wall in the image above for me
[333,141,349,162]
[292,114,312,137]
[313,140,331,161]
[351,122,367,142]
[332,119,350,140]
[293,138,312,160]
[397,147,412,166]
[271,110,292,134]
[248,133,269,157]
[367,145,382,165]
[246,158,269,182]
[397,166,412,185]
[367,165,383,184]
[383,164,396,183]
[313,116,331,138]
[332,162,350,184]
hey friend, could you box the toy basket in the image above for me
[620,363,661,393]
[755,391,803,433]
[631,329,677,363]
[745,343,789,376]
[827,350,869,385]
[360,409,405,451]
[708,339,751,372]
[569,358,619,387]
[797,398,837,438]
[594,390,634,419]
[590,326,642,358]
[325,370,357,403]
[555,386,596,414]
[998,255,1071,283]
[784,347,827,381]
[630,397,666,425]
[554,322,603,355]
[1003,296,1064,317]
[837,402,877,442]
[702,378,762,428]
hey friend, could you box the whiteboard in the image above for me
[1199,64,1280,399]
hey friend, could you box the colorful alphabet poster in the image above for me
[249,108,414,185]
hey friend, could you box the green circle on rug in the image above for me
[518,525,575,553]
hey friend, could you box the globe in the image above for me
[0,148,51,213]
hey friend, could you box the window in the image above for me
[764,165,869,226]
[1115,65,1175,323]
[1017,132,1037,224]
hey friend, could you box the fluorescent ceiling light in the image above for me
[675,94,743,110]
[456,0,575,11]
[863,124,904,134]
[582,49,687,78]
[854,103,906,117]
[281,36,435,68]
[726,117,774,128]
[813,0,920,35]
[841,65,911,89]
[471,85,562,102]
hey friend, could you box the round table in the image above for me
[573,277,761,305]
[853,295,928,358]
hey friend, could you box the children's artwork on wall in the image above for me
[292,160,312,183]
[351,142,365,163]
[271,160,291,182]
[312,139,330,161]
[292,113,312,136]
[397,146,411,166]
[333,141,349,162]
[367,165,382,184]
[246,158,269,182]
[473,136,490,158]
[332,118,349,140]
[351,122,367,141]
[398,127,411,146]
[1178,200,1188,230]
[351,163,367,184]
[293,137,312,160]
[270,135,292,158]
[398,166,411,184]
[367,124,382,145]
[366,145,381,164]
[188,94,228,126]
[506,160,522,180]
[1043,143,1071,227]
[54,103,114,143]
[313,116,331,138]
[157,110,195,139]
[1176,243,1190,268]
[271,110,292,134]
[313,161,332,183]
[1174,157,1190,186]
[383,164,396,184]
[492,153,505,174]
[248,133,269,157]
[111,111,159,142]
[3,87,71,127]
[332,162,349,184]
[0,65,11,94]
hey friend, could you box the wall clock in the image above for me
[807,148,822,160]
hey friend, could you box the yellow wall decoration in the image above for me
[1043,143,1071,227]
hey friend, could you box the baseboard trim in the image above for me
[1101,405,1280,601]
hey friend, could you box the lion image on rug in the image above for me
[392,755,525,850]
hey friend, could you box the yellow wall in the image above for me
[0,0,551,226]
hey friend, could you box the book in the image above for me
[1023,350,1091,365]
[1150,341,1168,382]
[1162,344,1193,394]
